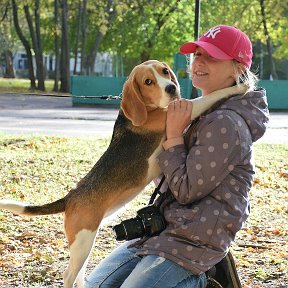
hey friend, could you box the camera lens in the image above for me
[113,217,144,241]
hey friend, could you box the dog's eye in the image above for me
[163,68,169,75]
[145,79,153,85]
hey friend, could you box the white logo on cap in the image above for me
[204,26,221,39]
[238,51,244,58]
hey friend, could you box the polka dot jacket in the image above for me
[136,88,269,275]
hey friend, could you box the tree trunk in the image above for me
[24,1,45,91]
[85,32,103,75]
[80,0,87,75]
[4,50,15,78]
[140,49,150,63]
[85,0,116,75]
[60,0,70,93]
[73,0,82,75]
[34,0,45,90]
[11,0,36,89]
[53,0,60,91]
[259,0,278,80]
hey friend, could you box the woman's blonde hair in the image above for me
[233,61,258,92]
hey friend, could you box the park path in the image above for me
[0,93,287,143]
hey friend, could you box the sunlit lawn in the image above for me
[0,78,61,94]
[0,134,287,287]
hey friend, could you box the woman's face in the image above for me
[191,47,236,96]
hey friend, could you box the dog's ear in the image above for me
[162,62,180,89]
[169,68,180,88]
[121,74,147,126]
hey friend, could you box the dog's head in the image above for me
[121,60,180,126]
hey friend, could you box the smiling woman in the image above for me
[83,25,269,288]
[180,25,258,96]
[189,48,237,95]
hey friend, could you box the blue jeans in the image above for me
[85,241,207,288]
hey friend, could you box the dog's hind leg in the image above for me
[63,227,98,288]
[63,204,103,288]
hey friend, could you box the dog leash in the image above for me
[73,93,122,100]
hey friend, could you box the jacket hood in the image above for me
[219,88,269,142]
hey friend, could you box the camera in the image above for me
[113,205,166,241]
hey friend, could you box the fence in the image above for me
[71,76,126,106]
[71,76,288,110]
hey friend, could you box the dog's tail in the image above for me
[0,198,65,216]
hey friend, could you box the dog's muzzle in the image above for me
[165,84,177,95]
[165,84,180,101]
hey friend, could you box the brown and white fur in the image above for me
[0,60,246,287]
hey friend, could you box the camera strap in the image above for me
[148,176,166,205]
[148,176,175,211]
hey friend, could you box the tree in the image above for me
[85,0,117,75]
[259,0,278,79]
[135,0,182,62]
[80,0,87,74]
[5,0,288,82]
[0,2,15,78]
[59,0,70,92]
[11,0,36,89]
[196,0,285,78]
[53,0,60,91]
[3,50,15,78]
[101,0,194,71]
[72,0,81,75]
[24,0,45,90]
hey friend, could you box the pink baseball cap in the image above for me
[179,25,253,69]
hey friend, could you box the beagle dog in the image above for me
[0,60,246,287]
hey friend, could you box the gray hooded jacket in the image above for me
[137,88,269,275]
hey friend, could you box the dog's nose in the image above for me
[165,84,176,95]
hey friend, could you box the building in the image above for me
[11,51,113,78]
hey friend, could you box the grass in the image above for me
[0,78,64,95]
[0,134,287,287]
[231,143,288,288]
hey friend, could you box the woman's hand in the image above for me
[163,99,193,150]
[166,99,193,139]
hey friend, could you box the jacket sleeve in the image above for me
[157,114,249,204]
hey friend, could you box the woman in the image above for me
[85,25,269,288]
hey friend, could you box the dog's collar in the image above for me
[145,104,166,112]
[145,103,158,109]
